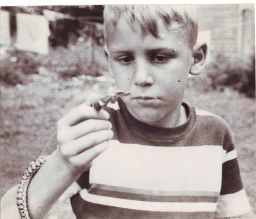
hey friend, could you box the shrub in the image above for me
[207,54,255,98]
[42,41,107,79]
[0,61,23,85]
[13,50,40,75]
[0,49,40,85]
[49,18,104,48]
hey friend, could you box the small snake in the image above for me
[91,91,130,111]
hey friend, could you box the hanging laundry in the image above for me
[15,13,50,54]
[0,10,11,46]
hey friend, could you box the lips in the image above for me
[131,96,163,106]
[133,96,158,100]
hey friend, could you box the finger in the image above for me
[69,141,109,169]
[58,120,112,143]
[60,129,113,156]
[58,104,110,128]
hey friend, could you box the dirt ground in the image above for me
[0,69,255,217]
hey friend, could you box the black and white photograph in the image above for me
[0,2,255,219]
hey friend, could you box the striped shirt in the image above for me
[69,99,251,219]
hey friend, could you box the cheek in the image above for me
[156,71,188,97]
[114,74,131,89]
[161,61,190,86]
[111,65,133,89]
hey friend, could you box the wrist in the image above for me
[26,150,83,219]
[53,149,83,178]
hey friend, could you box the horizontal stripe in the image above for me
[221,158,243,195]
[215,189,251,218]
[91,141,223,192]
[225,143,235,152]
[80,190,217,212]
[196,109,216,116]
[71,194,216,219]
[100,141,224,151]
[90,184,219,197]
[88,187,218,203]
[223,149,237,163]
[77,170,90,189]
[58,182,81,202]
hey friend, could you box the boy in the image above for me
[1,5,251,219]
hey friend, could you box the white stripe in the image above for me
[80,190,217,212]
[58,182,81,202]
[223,150,237,163]
[107,102,119,110]
[195,109,216,116]
[215,189,251,218]
[91,141,224,192]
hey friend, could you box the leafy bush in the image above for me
[42,41,107,79]
[0,61,23,85]
[49,18,104,48]
[12,50,40,75]
[0,49,40,85]
[207,54,255,98]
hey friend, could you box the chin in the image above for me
[130,106,164,125]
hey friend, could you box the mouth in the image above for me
[131,96,163,106]
[132,96,161,100]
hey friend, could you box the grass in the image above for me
[0,70,255,217]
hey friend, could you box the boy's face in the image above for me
[106,16,193,127]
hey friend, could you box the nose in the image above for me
[134,59,153,87]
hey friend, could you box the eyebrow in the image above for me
[146,48,176,55]
[111,48,176,55]
[111,50,133,54]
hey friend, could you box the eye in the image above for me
[116,55,134,65]
[151,54,170,63]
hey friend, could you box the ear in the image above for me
[103,44,109,59]
[189,43,207,75]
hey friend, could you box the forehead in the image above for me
[106,15,189,52]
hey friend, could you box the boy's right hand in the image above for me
[56,103,113,175]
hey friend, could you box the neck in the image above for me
[152,104,187,128]
[128,103,188,129]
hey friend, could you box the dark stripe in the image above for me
[221,158,243,195]
[108,100,236,148]
[227,143,235,152]
[223,143,235,153]
[70,193,216,219]
[88,187,218,203]
[112,99,197,145]
[90,183,219,197]
[223,149,236,164]
[76,170,90,189]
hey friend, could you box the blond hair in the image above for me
[103,5,198,48]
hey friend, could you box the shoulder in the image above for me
[195,108,232,132]
[193,107,234,150]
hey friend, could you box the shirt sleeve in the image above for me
[215,142,251,218]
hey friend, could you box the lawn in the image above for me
[0,69,255,217]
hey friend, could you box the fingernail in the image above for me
[108,122,112,129]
